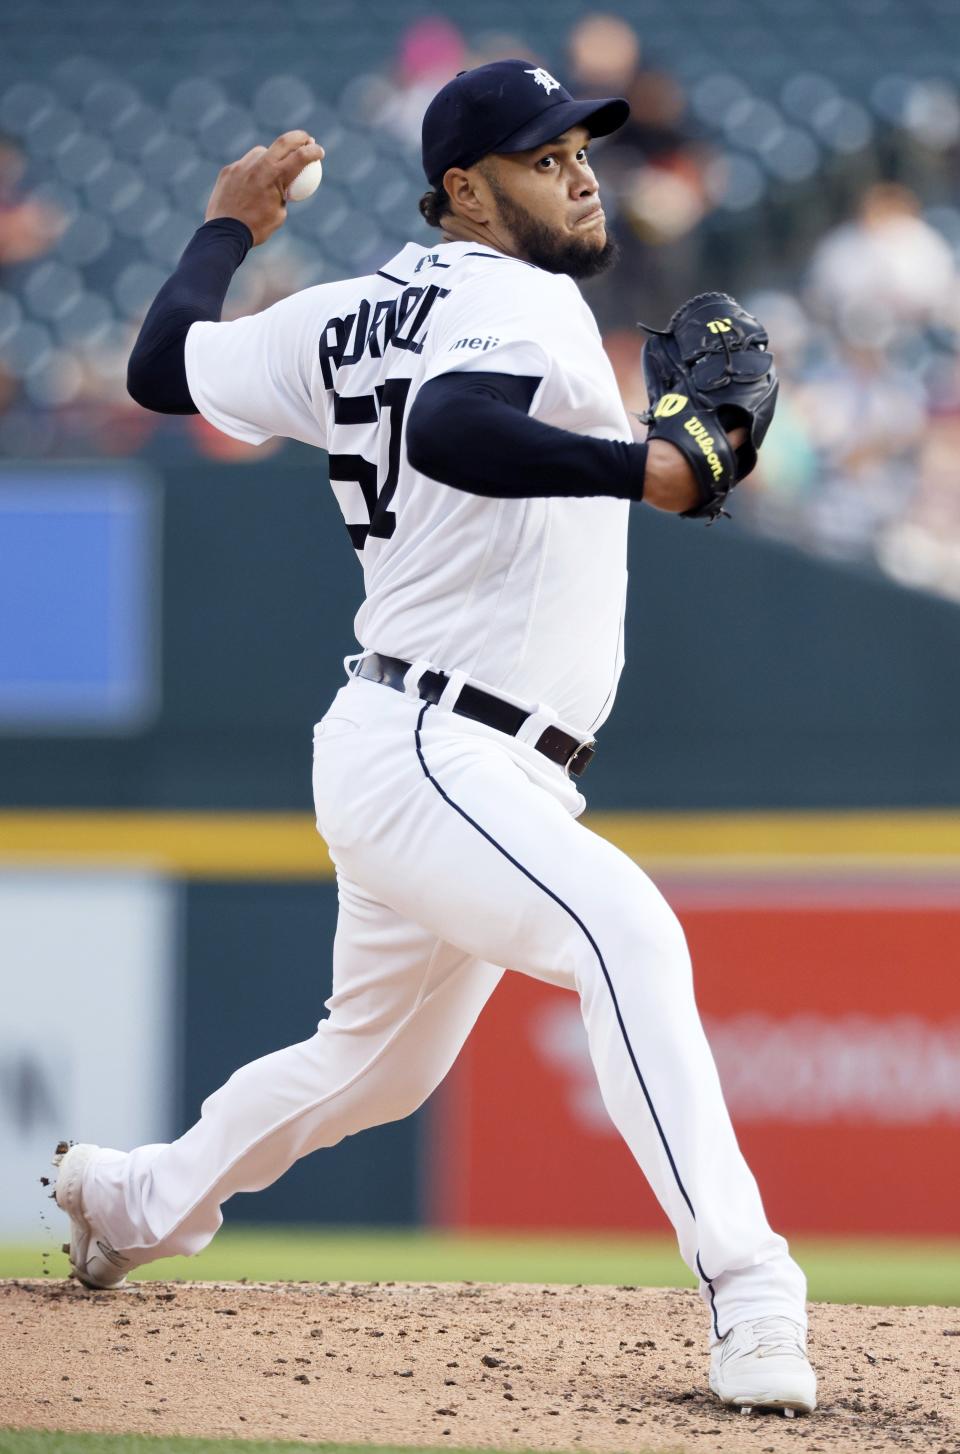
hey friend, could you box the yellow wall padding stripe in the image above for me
[0,811,333,878]
[1,810,960,879]
[585,811,960,868]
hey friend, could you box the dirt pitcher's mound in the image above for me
[1,1280,957,1454]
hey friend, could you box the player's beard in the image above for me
[486,177,619,280]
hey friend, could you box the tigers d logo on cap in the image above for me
[525,67,562,95]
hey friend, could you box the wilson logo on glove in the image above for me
[706,318,733,333]
[683,416,725,481]
[653,393,688,418]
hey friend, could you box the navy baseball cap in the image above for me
[422,59,630,186]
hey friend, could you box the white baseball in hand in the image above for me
[286,158,323,202]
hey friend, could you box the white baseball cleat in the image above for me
[709,1315,817,1416]
[52,1142,131,1290]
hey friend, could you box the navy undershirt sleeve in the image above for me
[406,371,647,502]
[128,227,647,503]
[126,217,253,414]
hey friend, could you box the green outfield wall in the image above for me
[3,451,960,812]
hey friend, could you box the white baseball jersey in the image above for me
[185,240,633,735]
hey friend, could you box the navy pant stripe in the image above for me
[414,703,721,1333]
[697,1253,721,1340]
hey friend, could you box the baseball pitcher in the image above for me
[54,60,814,1416]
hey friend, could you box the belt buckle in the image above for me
[566,738,596,778]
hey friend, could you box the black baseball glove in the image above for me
[638,292,778,521]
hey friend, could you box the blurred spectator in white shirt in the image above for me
[807,183,958,344]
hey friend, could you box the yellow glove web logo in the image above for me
[653,393,688,418]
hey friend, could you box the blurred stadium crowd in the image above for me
[2,0,959,598]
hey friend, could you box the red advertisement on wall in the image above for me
[430,875,960,1236]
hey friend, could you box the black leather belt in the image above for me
[354,653,597,778]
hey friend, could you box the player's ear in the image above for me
[443,166,490,224]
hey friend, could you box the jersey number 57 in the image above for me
[329,377,411,553]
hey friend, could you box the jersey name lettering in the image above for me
[318,283,450,388]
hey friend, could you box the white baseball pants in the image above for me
[84,673,806,1340]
